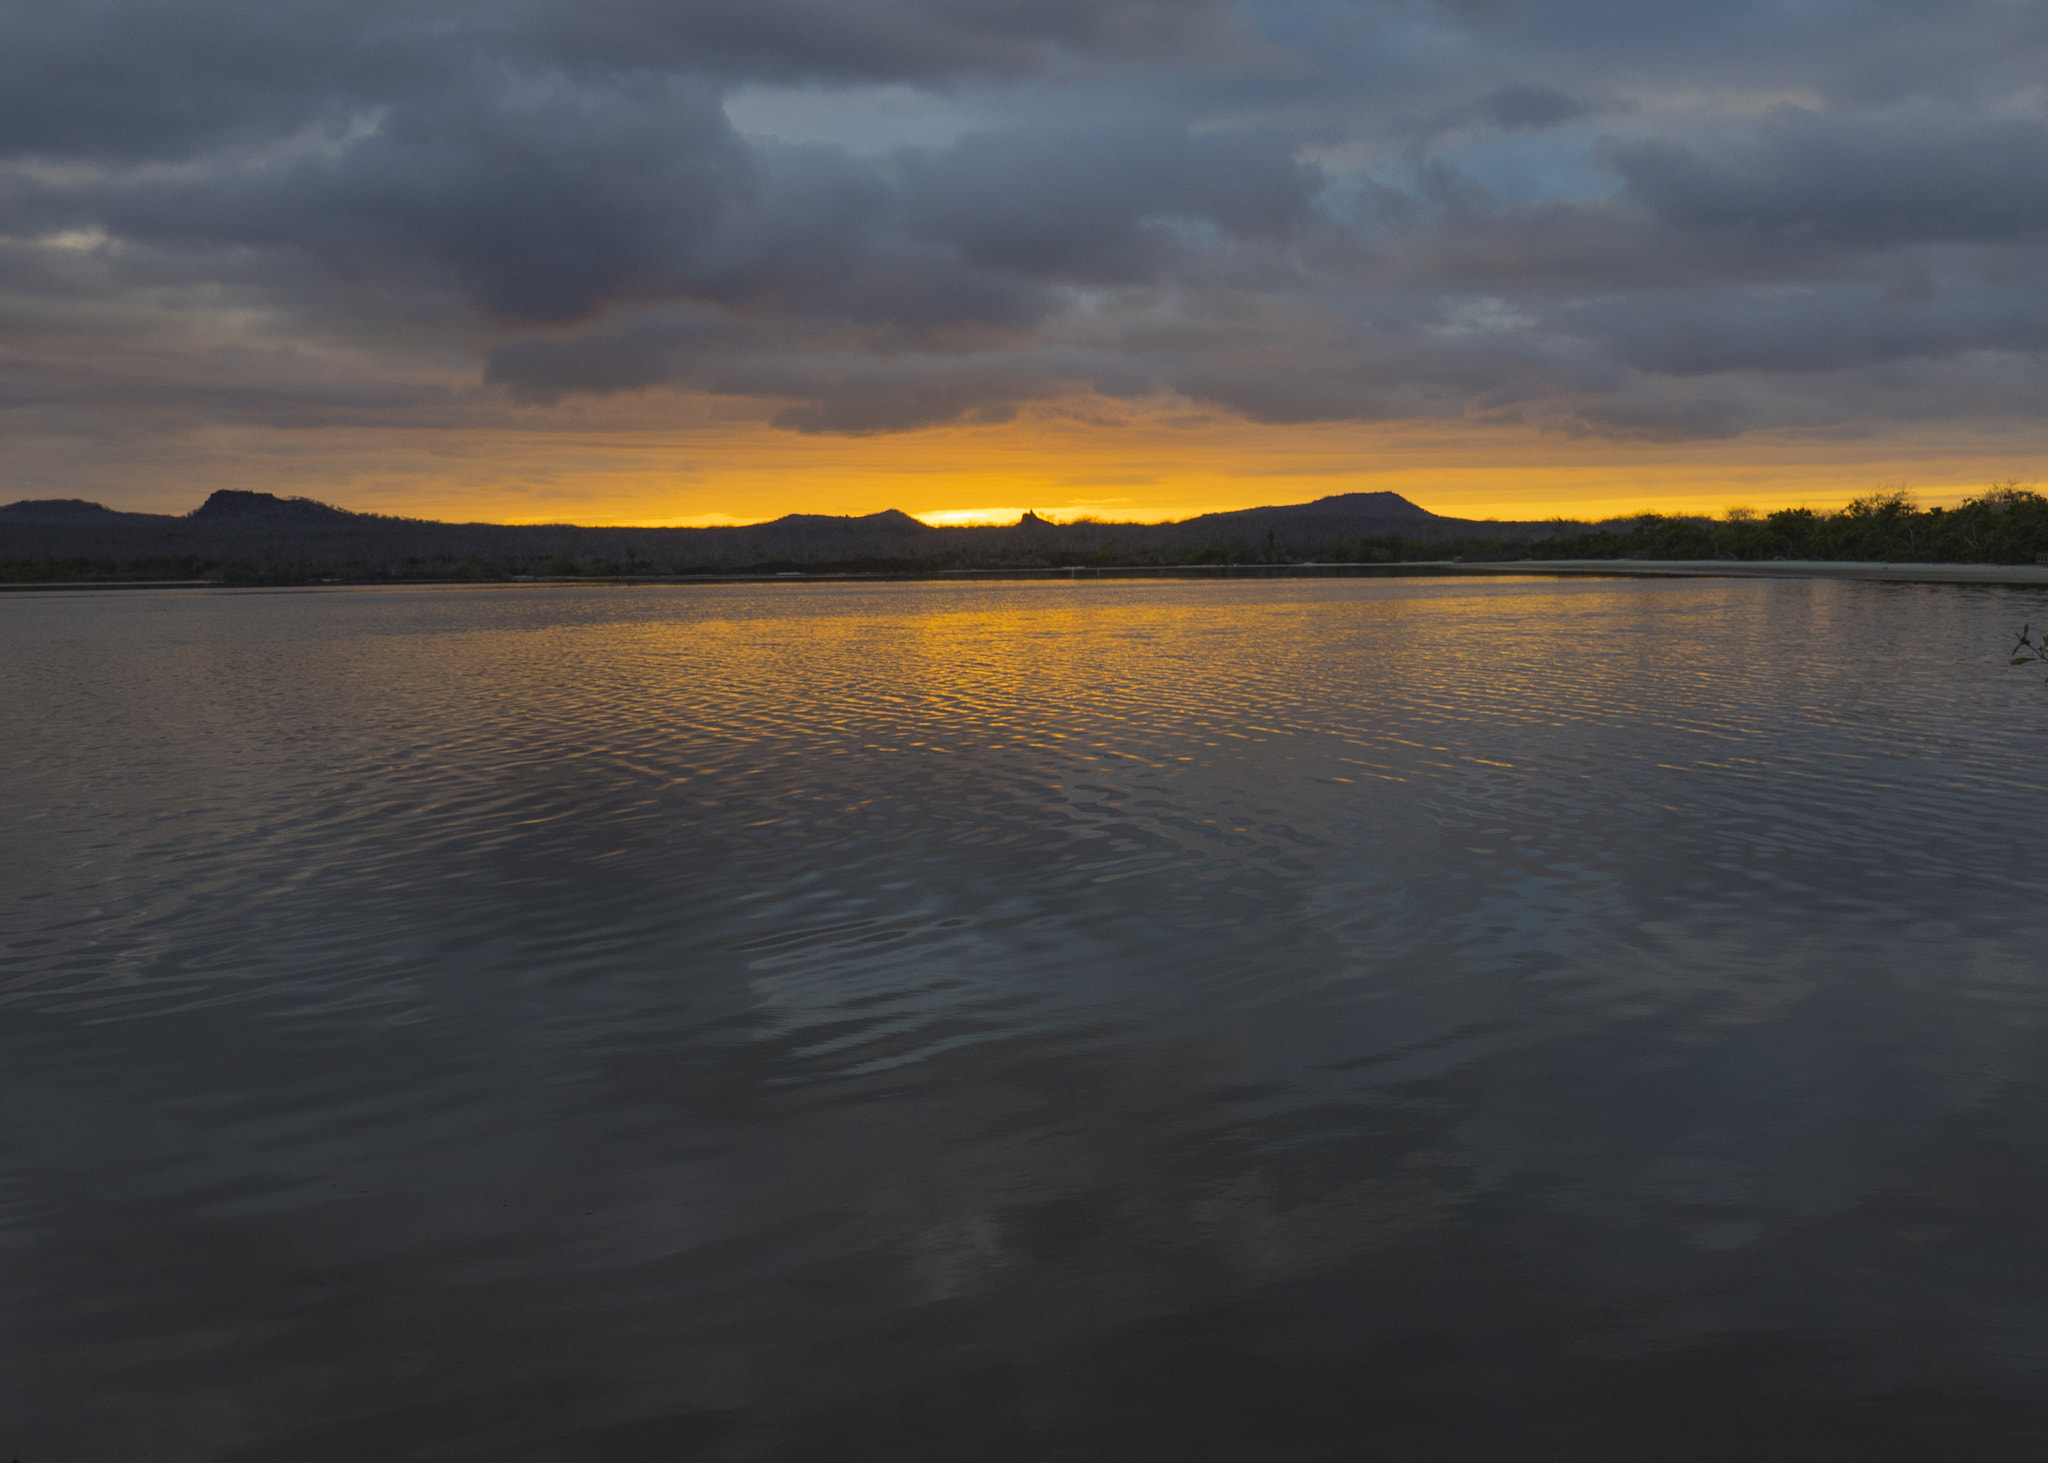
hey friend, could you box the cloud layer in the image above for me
[4,0,2048,464]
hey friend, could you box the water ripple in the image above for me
[7,575,2048,1459]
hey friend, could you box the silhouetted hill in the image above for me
[189,490,376,523]
[0,498,167,523]
[1194,491,1440,527]
[771,509,931,532]
[1120,492,1457,550]
[1,488,1580,582]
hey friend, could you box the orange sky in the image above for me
[52,391,2048,526]
[15,0,2048,541]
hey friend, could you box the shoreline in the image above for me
[8,559,2048,592]
[1440,558,2048,586]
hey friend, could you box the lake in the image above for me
[6,573,2048,1460]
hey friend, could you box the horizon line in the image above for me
[11,480,2034,533]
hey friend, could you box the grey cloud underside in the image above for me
[0,0,1244,162]
[1477,84,1592,132]
[4,0,2048,443]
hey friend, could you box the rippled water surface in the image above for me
[8,574,2048,1460]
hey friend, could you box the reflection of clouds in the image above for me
[907,1212,1010,1303]
[1191,1167,1464,1282]
[9,575,2048,1454]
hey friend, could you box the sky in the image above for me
[4,0,2047,526]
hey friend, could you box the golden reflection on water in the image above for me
[5,575,2048,1460]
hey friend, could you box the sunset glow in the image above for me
[4,0,2044,526]
[15,393,2037,528]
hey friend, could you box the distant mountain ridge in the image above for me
[1,487,1575,581]
[3,488,1480,536]
[15,485,2048,581]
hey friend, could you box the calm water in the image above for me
[6,574,2048,1460]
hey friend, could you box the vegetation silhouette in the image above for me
[2013,625,2048,681]
[1509,484,2048,567]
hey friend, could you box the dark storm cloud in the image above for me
[1477,84,1592,131]
[83,76,752,326]
[486,308,751,403]
[0,0,1243,162]
[1610,111,2048,250]
[4,0,2048,445]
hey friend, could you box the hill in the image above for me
[0,498,169,524]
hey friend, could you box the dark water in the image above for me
[6,575,2048,1461]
